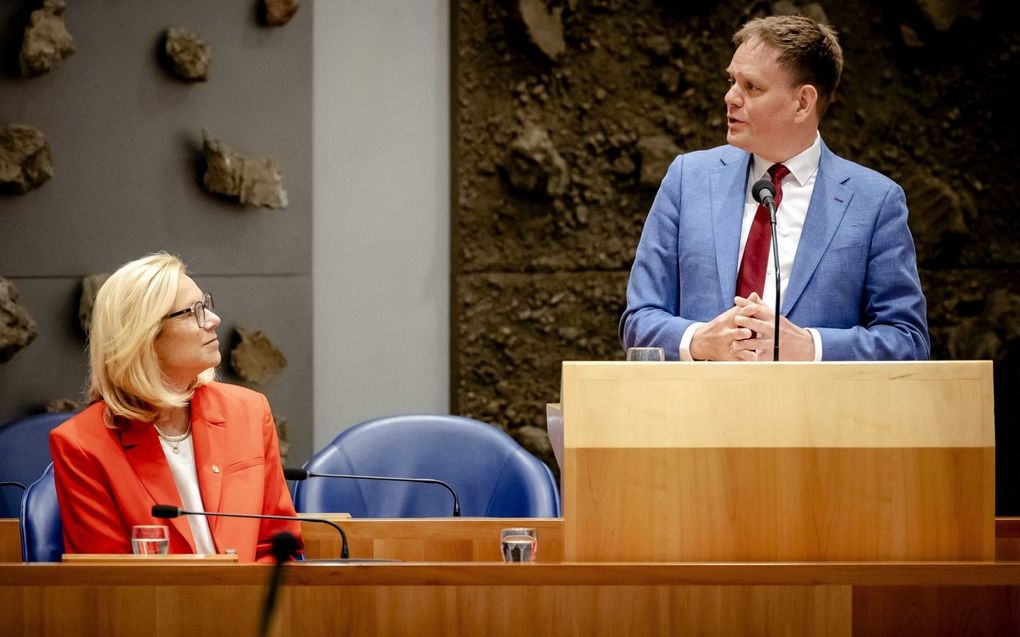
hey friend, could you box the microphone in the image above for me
[259,531,298,637]
[751,178,781,361]
[0,481,27,491]
[752,178,776,216]
[284,467,462,517]
[151,504,349,559]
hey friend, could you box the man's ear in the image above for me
[793,84,819,124]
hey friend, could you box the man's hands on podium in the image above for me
[690,293,815,361]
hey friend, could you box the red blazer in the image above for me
[49,382,302,563]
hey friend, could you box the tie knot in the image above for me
[768,163,790,185]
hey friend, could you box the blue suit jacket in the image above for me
[620,141,929,360]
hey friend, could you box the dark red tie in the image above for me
[736,163,790,299]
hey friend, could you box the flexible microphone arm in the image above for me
[752,179,781,361]
[151,504,349,559]
[0,481,27,491]
[284,467,462,517]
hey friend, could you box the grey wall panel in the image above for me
[0,277,90,422]
[311,0,450,449]
[1,2,313,464]
[0,1,311,276]
[200,273,313,466]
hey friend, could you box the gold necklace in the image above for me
[153,420,192,455]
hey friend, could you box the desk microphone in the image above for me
[752,178,781,362]
[151,504,349,559]
[284,467,462,517]
[259,531,298,637]
[0,481,26,491]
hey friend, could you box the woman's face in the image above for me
[154,275,221,389]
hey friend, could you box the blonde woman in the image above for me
[50,252,302,562]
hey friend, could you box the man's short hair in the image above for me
[734,15,843,117]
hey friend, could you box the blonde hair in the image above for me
[87,252,214,424]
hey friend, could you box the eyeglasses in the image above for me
[164,293,215,328]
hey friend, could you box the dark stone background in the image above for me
[451,0,1020,512]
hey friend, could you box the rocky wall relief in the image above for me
[19,0,75,77]
[78,273,110,335]
[0,276,38,363]
[274,416,290,464]
[0,123,53,195]
[201,130,288,209]
[162,27,211,82]
[452,1,1020,502]
[230,325,288,386]
[261,0,300,27]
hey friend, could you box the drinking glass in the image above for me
[626,347,665,361]
[131,525,170,555]
[501,527,538,562]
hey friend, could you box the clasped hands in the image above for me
[689,293,815,361]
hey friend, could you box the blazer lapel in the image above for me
[121,421,195,551]
[191,389,226,535]
[783,143,853,314]
[710,150,752,306]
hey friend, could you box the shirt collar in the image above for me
[751,132,821,187]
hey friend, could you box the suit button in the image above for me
[211,465,221,474]
[225,548,237,555]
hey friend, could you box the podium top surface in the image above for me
[561,361,993,448]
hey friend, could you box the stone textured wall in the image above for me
[451,0,1020,511]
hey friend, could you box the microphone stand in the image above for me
[286,468,461,517]
[259,531,299,637]
[767,200,781,362]
[152,505,350,559]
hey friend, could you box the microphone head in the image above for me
[151,504,181,519]
[751,178,776,204]
[282,467,308,481]
[270,531,300,563]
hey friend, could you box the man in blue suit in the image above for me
[620,15,929,361]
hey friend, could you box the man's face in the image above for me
[724,39,803,161]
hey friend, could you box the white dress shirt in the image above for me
[159,435,217,554]
[680,133,824,361]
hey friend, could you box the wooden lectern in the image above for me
[561,361,995,562]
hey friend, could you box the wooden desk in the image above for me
[1,561,1018,636]
[302,517,563,561]
[5,517,1020,562]
[0,517,563,562]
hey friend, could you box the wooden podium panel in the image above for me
[3,562,1019,636]
[561,362,995,562]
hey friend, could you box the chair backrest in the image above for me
[20,463,64,562]
[294,415,560,518]
[0,412,72,518]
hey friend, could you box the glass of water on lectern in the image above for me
[501,527,538,562]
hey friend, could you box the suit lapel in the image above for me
[120,421,194,551]
[783,143,853,314]
[191,388,226,535]
[710,150,752,306]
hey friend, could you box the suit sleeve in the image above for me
[254,394,304,563]
[50,426,132,554]
[619,155,697,360]
[814,183,930,360]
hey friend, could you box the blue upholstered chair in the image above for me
[293,415,560,518]
[0,412,72,518]
[20,463,64,562]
